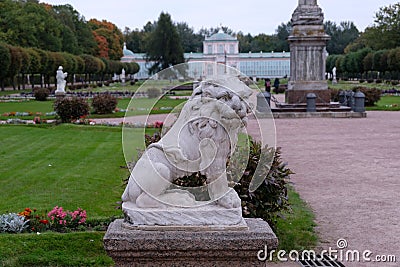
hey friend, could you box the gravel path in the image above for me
[264,111,400,267]
[95,111,400,267]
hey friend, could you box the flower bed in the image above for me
[0,206,87,234]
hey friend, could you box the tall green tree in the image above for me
[237,32,253,53]
[274,22,291,52]
[346,3,400,52]
[145,12,184,75]
[370,3,400,49]
[124,27,147,53]
[0,43,11,90]
[176,22,203,53]
[324,21,359,55]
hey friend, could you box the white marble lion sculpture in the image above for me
[122,77,252,209]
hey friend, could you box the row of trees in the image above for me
[124,19,359,55]
[326,3,400,80]
[327,47,400,80]
[0,0,124,60]
[0,43,139,91]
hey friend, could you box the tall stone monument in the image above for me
[286,0,331,104]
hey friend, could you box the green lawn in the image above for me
[0,97,186,120]
[0,232,113,267]
[0,124,144,218]
[0,186,317,266]
[0,124,317,266]
[328,80,396,91]
[367,95,400,111]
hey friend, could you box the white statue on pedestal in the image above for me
[122,76,253,227]
[332,66,337,84]
[55,66,67,94]
[121,68,126,83]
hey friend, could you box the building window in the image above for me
[218,44,224,54]
[229,44,234,54]
[208,45,213,54]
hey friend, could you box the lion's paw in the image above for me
[217,189,241,209]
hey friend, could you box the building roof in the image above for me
[123,43,135,57]
[205,31,237,41]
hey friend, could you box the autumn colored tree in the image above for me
[93,31,109,58]
[89,19,123,60]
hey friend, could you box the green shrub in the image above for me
[230,139,292,228]
[359,79,365,83]
[54,97,90,123]
[147,88,161,98]
[391,80,399,86]
[330,88,340,102]
[33,88,50,101]
[352,86,381,106]
[91,94,118,114]
[376,79,383,84]
[331,87,381,106]
[138,132,292,228]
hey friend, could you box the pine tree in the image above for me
[145,12,184,76]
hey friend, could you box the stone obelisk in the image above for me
[286,0,331,104]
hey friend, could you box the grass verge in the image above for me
[0,232,113,266]
[275,188,318,252]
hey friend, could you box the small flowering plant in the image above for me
[17,206,87,233]
[18,208,50,232]
[47,206,87,232]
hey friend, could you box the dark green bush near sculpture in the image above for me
[330,87,381,106]
[139,132,292,228]
[54,97,90,123]
[92,94,118,114]
[33,88,50,101]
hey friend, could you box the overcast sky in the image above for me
[40,0,397,35]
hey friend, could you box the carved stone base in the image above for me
[122,202,245,228]
[54,91,66,99]
[103,218,278,267]
[286,89,331,104]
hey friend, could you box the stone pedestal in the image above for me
[285,88,331,104]
[55,91,66,100]
[286,0,330,104]
[103,218,278,266]
[122,202,246,229]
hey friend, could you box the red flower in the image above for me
[39,220,49,225]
